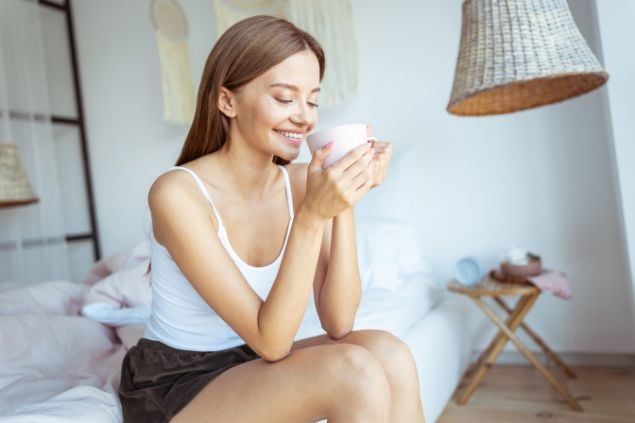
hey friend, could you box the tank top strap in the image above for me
[168,166,226,232]
[277,165,294,220]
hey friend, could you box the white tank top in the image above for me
[144,164,321,351]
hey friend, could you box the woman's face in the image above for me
[224,49,321,162]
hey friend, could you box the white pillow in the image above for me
[356,217,431,292]
[354,271,444,336]
[355,142,418,222]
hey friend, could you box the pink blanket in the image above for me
[0,241,152,422]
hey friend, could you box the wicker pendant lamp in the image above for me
[0,143,38,208]
[447,0,608,116]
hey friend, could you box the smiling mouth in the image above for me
[274,129,305,145]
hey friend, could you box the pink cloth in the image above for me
[82,240,152,309]
[82,240,151,286]
[527,270,573,299]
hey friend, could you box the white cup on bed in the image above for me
[307,124,378,169]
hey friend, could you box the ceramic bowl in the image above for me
[500,258,542,277]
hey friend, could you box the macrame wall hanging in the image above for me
[150,0,196,125]
[286,0,357,107]
[213,0,358,107]
[213,0,287,34]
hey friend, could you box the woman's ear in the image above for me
[218,87,237,118]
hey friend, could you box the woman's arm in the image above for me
[316,208,361,339]
[314,135,393,338]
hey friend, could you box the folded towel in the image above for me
[527,270,573,300]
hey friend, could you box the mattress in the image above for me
[400,293,474,422]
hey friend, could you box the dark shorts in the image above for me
[118,338,261,423]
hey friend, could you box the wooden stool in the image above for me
[448,275,583,411]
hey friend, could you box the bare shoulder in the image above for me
[148,170,201,210]
[148,169,215,243]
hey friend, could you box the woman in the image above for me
[119,15,424,423]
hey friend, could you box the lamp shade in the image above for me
[447,0,608,116]
[0,143,38,208]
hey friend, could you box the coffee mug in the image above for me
[307,123,378,169]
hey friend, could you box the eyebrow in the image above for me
[269,83,320,93]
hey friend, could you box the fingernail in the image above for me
[325,141,334,149]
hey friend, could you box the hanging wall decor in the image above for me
[212,0,358,107]
[150,0,196,125]
[447,0,608,116]
[287,0,358,107]
[213,0,286,35]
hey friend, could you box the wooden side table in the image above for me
[448,276,583,411]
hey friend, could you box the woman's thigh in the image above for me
[171,342,390,423]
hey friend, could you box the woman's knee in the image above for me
[359,330,420,383]
[328,344,392,406]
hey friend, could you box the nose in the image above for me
[290,101,314,127]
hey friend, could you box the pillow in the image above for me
[82,240,151,286]
[81,244,152,337]
[355,142,418,222]
[354,271,444,336]
[356,217,431,292]
[0,280,86,316]
[83,260,152,309]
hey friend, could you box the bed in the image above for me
[0,227,474,423]
[1,153,475,421]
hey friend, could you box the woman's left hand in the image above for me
[367,125,393,189]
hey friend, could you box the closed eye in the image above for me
[275,97,319,108]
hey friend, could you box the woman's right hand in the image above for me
[302,142,376,220]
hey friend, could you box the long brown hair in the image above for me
[175,15,325,166]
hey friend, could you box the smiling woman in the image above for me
[176,16,324,167]
[119,14,422,423]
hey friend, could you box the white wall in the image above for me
[594,0,635,331]
[71,0,634,354]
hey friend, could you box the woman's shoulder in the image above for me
[149,166,193,194]
[148,165,209,215]
[150,155,217,196]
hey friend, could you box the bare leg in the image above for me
[171,343,391,423]
[292,329,426,422]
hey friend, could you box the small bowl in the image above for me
[501,258,542,277]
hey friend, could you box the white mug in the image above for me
[307,123,378,169]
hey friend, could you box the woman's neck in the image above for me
[215,142,280,203]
